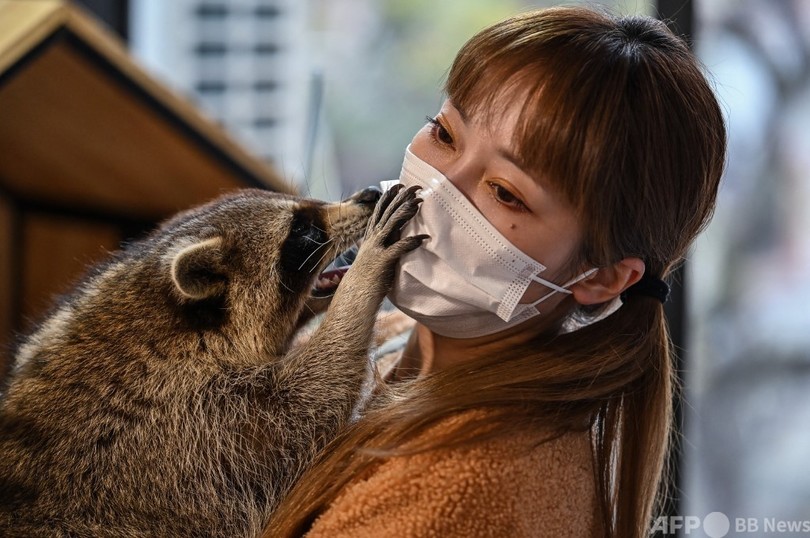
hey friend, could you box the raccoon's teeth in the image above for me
[323,276,339,287]
[312,266,351,295]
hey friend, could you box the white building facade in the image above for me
[129,0,338,198]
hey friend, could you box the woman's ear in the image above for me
[570,257,645,305]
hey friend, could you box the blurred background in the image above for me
[2,0,809,536]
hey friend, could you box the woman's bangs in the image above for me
[446,34,591,214]
[445,46,521,125]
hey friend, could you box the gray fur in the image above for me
[0,186,424,537]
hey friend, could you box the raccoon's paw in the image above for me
[366,183,428,253]
[350,184,428,286]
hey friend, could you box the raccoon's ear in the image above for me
[170,237,228,300]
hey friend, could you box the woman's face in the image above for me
[409,97,584,303]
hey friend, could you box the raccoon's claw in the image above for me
[395,233,430,254]
[370,184,422,227]
[367,184,424,248]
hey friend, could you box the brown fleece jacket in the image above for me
[305,412,602,537]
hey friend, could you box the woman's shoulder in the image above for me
[306,410,599,538]
[396,411,598,516]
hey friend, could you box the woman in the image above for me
[267,6,726,538]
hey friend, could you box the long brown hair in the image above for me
[267,7,726,538]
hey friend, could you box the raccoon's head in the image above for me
[149,187,381,350]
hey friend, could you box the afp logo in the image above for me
[651,512,730,537]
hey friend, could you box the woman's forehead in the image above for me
[448,73,534,120]
[448,93,531,139]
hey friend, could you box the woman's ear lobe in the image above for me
[571,257,645,305]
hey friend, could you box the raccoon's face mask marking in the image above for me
[279,208,329,278]
[278,190,381,299]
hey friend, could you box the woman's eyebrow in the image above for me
[447,99,469,124]
[496,147,526,169]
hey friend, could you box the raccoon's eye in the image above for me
[290,214,311,236]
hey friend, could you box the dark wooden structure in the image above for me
[0,0,294,378]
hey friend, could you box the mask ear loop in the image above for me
[529,268,599,306]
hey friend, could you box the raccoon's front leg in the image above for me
[273,185,424,454]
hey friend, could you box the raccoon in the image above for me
[0,184,425,537]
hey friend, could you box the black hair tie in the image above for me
[620,274,670,304]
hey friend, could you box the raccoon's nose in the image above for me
[356,186,382,205]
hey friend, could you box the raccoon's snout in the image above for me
[353,186,382,205]
[309,188,380,298]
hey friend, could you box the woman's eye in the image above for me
[488,182,527,211]
[426,116,454,146]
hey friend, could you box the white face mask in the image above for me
[381,146,596,339]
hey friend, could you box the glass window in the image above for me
[687,0,810,528]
